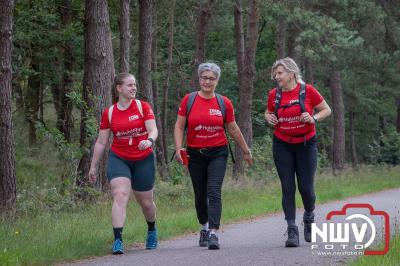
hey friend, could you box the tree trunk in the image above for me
[57,0,74,142]
[151,0,169,180]
[233,0,259,180]
[77,0,114,193]
[329,68,345,173]
[162,0,176,162]
[189,0,215,90]
[119,0,130,73]
[0,0,16,216]
[349,110,358,169]
[397,97,400,133]
[287,23,297,62]
[305,57,314,85]
[138,0,153,103]
[26,59,40,145]
[276,15,287,59]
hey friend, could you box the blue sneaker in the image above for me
[112,239,124,254]
[146,229,158,249]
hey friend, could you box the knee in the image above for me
[140,200,155,212]
[299,186,314,198]
[113,190,130,205]
[281,185,296,196]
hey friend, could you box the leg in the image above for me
[295,138,317,214]
[133,189,156,222]
[187,149,209,225]
[110,177,132,228]
[273,138,297,222]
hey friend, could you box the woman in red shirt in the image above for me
[174,62,253,250]
[265,57,331,247]
[88,73,158,254]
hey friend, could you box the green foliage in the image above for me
[367,126,400,165]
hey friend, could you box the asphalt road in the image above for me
[68,188,400,266]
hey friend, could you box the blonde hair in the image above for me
[270,57,304,84]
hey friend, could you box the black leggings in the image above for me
[187,145,228,230]
[273,135,317,221]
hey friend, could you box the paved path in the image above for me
[69,188,400,266]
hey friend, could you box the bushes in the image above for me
[367,126,400,165]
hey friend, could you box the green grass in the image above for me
[350,234,400,266]
[0,166,399,265]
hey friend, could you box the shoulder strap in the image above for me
[108,104,115,125]
[274,87,282,118]
[186,92,197,117]
[135,99,143,117]
[215,93,226,123]
[299,83,306,113]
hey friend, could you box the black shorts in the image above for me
[107,150,155,192]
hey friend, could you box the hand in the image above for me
[175,148,184,164]
[265,113,278,126]
[138,139,152,150]
[88,167,97,184]
[243,150,253,166]
[299,112,315,124]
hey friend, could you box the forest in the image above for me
[1,0,400,215]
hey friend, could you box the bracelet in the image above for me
[147,138,154,145]
[313,115,318,123]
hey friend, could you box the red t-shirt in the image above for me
[178,93,235,148]
[100,100,155,160]
[267,83,324,143]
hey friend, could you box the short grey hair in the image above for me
[271,57,304,84]
[198,62,221,80]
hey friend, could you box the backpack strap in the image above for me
[274,87,282,118]
[299,83,306,113]
[215,93,226,122]
[135,99,143,117]
[108,104,115,126]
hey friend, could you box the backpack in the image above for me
[274,83,306,118]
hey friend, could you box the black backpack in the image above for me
[274,83,306,118]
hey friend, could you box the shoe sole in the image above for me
[208,244,220,250]
[146,245,158,250]
[285,242,299,247]
[199,242,208,247]
[112,250,124,255]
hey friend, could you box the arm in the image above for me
[88,129,111,183]
[226,121,253,166]
[138,119,158,150]
[264,109,278,126]
[300,100,332,124]
[174,115,186,164]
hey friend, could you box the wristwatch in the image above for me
[147,138,154,146]
[313,115,318,123]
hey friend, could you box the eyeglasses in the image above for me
[199,76,217,82]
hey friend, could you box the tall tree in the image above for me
[189,0,215,90]
[138,0,153,103]
[330,69,345,172]
[276,15,287,59]
[233,0,259,180]
[77,0,114,192]
[119,0,130,73]
[0,0,16,215]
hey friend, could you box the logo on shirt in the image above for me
[194,125,223,132]
[209,108,222,116]
[129,115,139,121]
[289,99,299,104]
[116,127,143,137]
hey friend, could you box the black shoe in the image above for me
[285,225,299,247]
[199,230,209,247]
[208,233,220,250]
[303,213,314,243]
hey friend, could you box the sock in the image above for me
[286,219,296,227]
[147,220,156,231]
[201,223,209,231]
[113,227,123,240]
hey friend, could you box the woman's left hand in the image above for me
[243,150,253,166]
[300,112,315,124]
[138,139,153,150]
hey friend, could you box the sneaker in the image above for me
[199,230,209,247]
[285,225,299,247]
[303,213,314,243]
[146,228,158,249]
[112,239,124,254]
[208,233,220,250]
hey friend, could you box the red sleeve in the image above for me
[100,107,110,129]
[224,96,235,123]
[307,85,324,107]
[141,101,155,121]
[177,94,190,116]
[267,88,276,113]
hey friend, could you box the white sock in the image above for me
[201,223,209,231]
